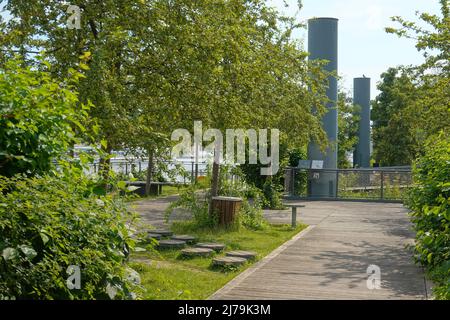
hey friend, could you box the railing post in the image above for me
[291,168,295,196]
[335,170,339,198]
[380,171,384,200]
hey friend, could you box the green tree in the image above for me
[380,0,450,163]
[0,56,90,177]
[0,56,140,300]
[337,90,359,168]
[386,0,450,299]
[1,0,330,203]
[371,67,420,166]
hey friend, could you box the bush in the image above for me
[165,185,217,229]
[166,166,268,231]
[238,199,268,231]
[0,57,90,177]
[406,132,450,300]
[0,169,141,300]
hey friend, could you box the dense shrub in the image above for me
[0,169,140,299]
[165,166,268,231]
[0,57,89,177]
[406,132,450,299]
[165,184,217,229]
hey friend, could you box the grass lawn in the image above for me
[129,222,307,299]
[127,185,188,202]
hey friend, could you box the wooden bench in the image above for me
[284,204,305,227]
[125,181,183,196]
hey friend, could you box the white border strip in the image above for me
[208,225,315,300]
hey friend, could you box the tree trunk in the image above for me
[99,145,112,189]
[209,149,220,215]
[145,149,154,196]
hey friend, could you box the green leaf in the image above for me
[19,245,37,260]
[100,139,108,150]
[117,181,127,190]
[40,232,50,245]
[2,248,18,261]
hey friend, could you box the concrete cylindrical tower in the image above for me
[307,17,339,197]
[353,77,371,168]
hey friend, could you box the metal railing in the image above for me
[85,159,209,184]
[284,167,413,202]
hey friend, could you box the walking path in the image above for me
[131,197,428,299]
[210,201,428,300]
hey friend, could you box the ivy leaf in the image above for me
[40,231,50,245]
[105,283,118,300]
[117,181,127,190]
[19,245,37,260]
[2,248,18,261]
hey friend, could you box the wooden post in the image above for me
[211,196,242,226]
[145,150,154,196]
[209,149,220,215]
[291,207,297,228]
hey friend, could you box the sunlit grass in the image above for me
[130,223,307,299]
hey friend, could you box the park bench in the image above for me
[283,203,306,227]
[125,181,183,196]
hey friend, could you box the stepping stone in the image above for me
[212,256,247,267]
[157,239,186,249]
[146,233,162,240]
[195,242,226,252]
[226,250,257,260]
[180,248,214,257]
[171,235,196,243]
[150,229,173,237]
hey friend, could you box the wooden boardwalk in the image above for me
[210,201,429,300]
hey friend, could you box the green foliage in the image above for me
[1,0,330,179]
[376,1,450,166]
[166,165,268,231]
[218,166,269,229]
[371,68,420,166]
[261,178,283,210]
[406,132,450,300]
[238,200,268,231]
[239,136,296,208]
[337,91,359,168]
[0,170,141,300]
[165,185,217,230]
[0,57,90,177]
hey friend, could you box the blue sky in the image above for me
[268,0,441,97]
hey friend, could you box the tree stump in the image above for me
[150,229,173,237]
[195,242,226,252]
[147,233,162,240]
[180,248,214,258]
[171,235,196,244]
[212,256,247,267]
[211,196,242,226]
[226,250,257,260]
[157,239,186,249]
